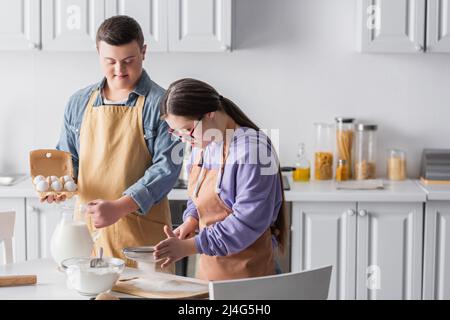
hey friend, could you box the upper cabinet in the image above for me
[426,0,450,52]
[0,0,41,50]
[105,0,168,52]
[42,0,105,51]
[168,0,232,52]
[357,0,426,53]
[0,0,232,52]
[357,0,450,53]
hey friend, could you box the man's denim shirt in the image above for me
[56,69,182,214]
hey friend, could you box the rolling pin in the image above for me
[0,275,37,287]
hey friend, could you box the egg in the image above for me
[33,175,45,184]
[64,181,77,192]
[62,175,74,183]
[49,176,59,182]
[51,180,63,192]
[36,180,49,192]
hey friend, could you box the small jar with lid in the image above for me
[335,159,350,182]
[314,123,334,180]
[387,149,407,181]
[335,117,355,179]
[354,124,378,180]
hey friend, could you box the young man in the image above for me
[53,15,182,265]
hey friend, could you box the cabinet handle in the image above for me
[28,42,40,50]
[27,206,39,214]
[415,44,424,52]
[358,209,368,217]
[347,209,355,216]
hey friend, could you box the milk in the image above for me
[50,215,94,266]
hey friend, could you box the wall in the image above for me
[1,0,449,178]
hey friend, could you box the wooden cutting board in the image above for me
[421,177,450,185]
[112,275,209,299]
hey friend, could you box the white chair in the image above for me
[209,265,332,300]
[0,210,15,265]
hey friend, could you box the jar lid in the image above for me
[356,124,378,131]
[335,117,355,124]
[338,159,348,165]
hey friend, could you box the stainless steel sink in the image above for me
[0,174,27,186]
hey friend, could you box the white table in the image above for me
[0,259,177,300]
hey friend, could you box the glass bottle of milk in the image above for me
[50,203,94,267]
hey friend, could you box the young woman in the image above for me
[154,78,287,281]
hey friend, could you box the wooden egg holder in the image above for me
[29,149,78,199]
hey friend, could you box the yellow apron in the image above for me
[77,90,172,268]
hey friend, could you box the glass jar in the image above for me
[293,143,310,182]
[50,203,94,267]
[336,159,350,182]
[387,149,407,181]
[335,117,355,179]
[314,123,334,180]
[354,124,378,180]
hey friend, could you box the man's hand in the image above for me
[39,194,67,204]
[154,225,198,269]
[173,216,198,239]
[87,195,138,228]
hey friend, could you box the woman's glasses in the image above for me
[168,116,203,142]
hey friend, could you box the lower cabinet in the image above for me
[292,201,423,300]
[423,201,450,299]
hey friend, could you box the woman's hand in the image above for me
[87,196,138,228]
[173,216,198,239]
[154,225,198,269]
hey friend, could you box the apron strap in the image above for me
[86,90,100,112]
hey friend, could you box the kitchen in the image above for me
[0,0,450,303]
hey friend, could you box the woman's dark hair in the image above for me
[96,15,144,48]
[160,78,287,253]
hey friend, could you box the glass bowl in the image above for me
[61,257,125,296]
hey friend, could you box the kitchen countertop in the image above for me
[0,259,136,300]
[0,177,428,202]
[417,181,450,201]
[0,259,206,300]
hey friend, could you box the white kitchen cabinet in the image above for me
[105,0,168,52]
[423,201,450,299]
[426,0,450,52]
[168,0,232,52]
[0,0,40,50]
[292,201,423,300]
[41,0,105,51]
[357,0,426,53]
[291,202,356,300]
[356,202,423,300]
[25,197,75,260]
[0,198,26,263]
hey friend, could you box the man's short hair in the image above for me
[96,15,144,48]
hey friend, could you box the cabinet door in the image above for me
[0,0,40,50]
[291,202,357,300]
[42,0,105,51]
[105,0,168,52]
[0,198,26,263]
[423,201,450,299]
[168,0,232,52]
[427,0,450,52]
[25,198,75,259]
[356,202,423,300]
[357,0,426,53]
